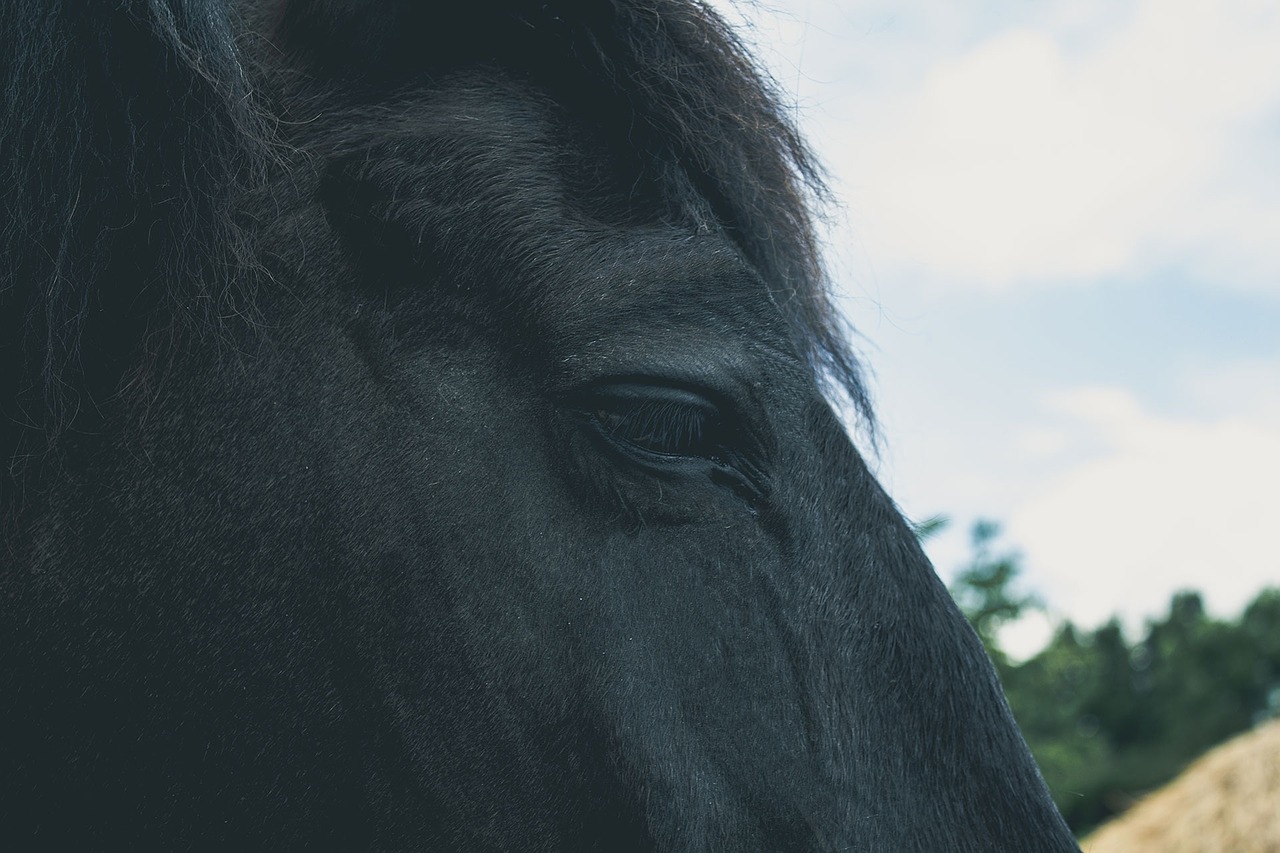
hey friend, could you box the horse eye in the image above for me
[582,383,723,461]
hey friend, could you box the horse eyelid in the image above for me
[594,400,712,455]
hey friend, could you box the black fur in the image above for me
[1,1,1079,849]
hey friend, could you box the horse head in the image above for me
[0,1,1079,849]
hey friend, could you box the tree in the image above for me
[947,520,1041,665]
[938,515,1280,837]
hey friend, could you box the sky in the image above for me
[710,0,1280,657]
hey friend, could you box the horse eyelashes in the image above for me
[575,382,728,462]
[593,398,717,458]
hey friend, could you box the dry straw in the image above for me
[1083,719,1280,852]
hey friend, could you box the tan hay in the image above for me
[1082,719,1280,853]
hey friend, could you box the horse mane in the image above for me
[0,0,270,485]
[1,0,871,494]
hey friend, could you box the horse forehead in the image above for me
[325,74,793,360]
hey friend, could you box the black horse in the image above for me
[1,1,1079,849]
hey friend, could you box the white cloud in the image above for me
[1183,358,1280,428]
[832,0,1280,291]
[1014,426,1073,460]
[1007,385,1280,633]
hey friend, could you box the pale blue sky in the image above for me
[714,0,1280,654]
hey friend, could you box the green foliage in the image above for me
[943,521,1280,837]
[948,520,1041,665]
